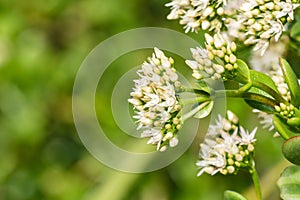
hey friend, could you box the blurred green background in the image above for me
[0,0,299,200]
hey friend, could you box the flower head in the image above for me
[234,0,299,55]
[165,0,231,33]
[129,48,182,151]
[186,33,238,80]
[197,110,257,176]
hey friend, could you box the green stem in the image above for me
[179,86,210,96]
[250,160,262,200]
[213,90,278,107]
[180,96,210,106]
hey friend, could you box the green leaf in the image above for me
[290,22,300,42]
[224,190,247,200]
[196,80,211,95]
[244,99,276,113]
[194,101,214,119]
[282,136,300,165]
[277,165,300,200]
[235,59,250,84]
[273,115,299,140]
[249,70,279,99]
[279,58,300,108]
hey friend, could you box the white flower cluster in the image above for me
[165,0,231,33]
[128,48,182,152]
[197,110,257,176]
[235,0,299,55]
[166,0,300,54]
[186,33,238,80]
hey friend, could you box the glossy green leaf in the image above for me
[277,165,300,200]
[290,22,300,42]
[282,136,300,165]
[273,115,298,140]
[224,190,247,200]
[194,101,214,119]
[279,58,300,108]
[244,99,276,113]
[235,59,250,84]
[249,70,279,99]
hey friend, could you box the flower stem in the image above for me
[249,161,262,200]
[213,90,278,107]
[180,96,210,106]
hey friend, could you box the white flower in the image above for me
[231,0,299,54]
[197,111,257,176]
[186,33,238,80]
[250,37,288,72]
[253,39,270,56]
[166,0,230,32]
[260,20,284,42]
[236,126,257,145]
[197,144,226,176]
[129,48,182,151]
[275,0,299,20]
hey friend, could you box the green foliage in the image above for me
[1,0,299,200]
[273,115,298,140]
[279,58,300,108]
[290,22,300,43]
[282,136,300,165]
[224,190,247,200]
[277,165,300,200]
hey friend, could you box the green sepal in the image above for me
[282,136,300,165]
[279,58,300,108]
[224,190,247,200]
[194,101,214,119]
[273,115,299,140]
[277,165,300,200]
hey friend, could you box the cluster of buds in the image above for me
[197,110,257,176]
[165,0,231,33]
[236,0,299,55]
[186,33,238,80]
[270,67,292,101]
[275,103,296,118]
[128,48,182,151]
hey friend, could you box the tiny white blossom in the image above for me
[275,0,299,20]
